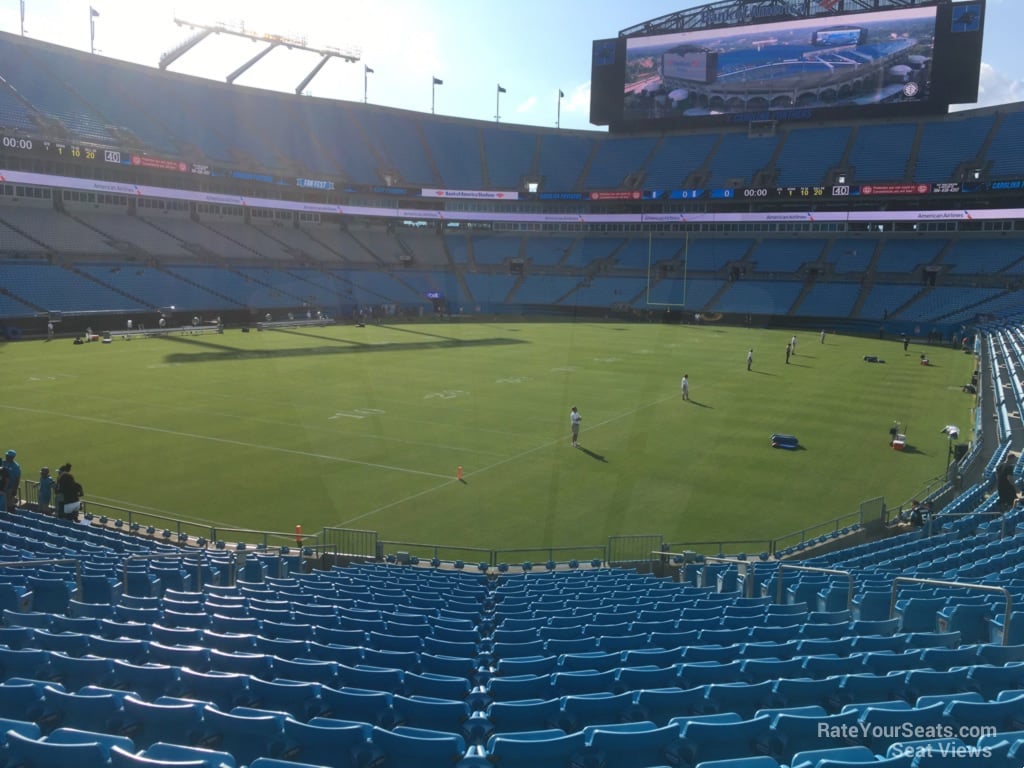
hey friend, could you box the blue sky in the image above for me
[2,0,1021,131]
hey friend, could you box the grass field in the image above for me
[3,321,976,555]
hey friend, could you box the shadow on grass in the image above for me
[578,446,608,463]
[686,400,713,409]
[750,370,776,376]
[898,445,928,455]
[159,333,527,364]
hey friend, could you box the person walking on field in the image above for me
[681,374,689,401]
[790,335,797,356]
[785,343,791,365]
[570,406,582,448]
[747,349,753,371]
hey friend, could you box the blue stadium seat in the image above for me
[857,702,952,751]
[674,714,773,767]
[832,672,905,709]
[198,705,287,767]
[367,725,470,768]
[391,694,470,736]
[320,686,397,728]
[741,658,806,683]
[495,655,559,677]
[336,663,402,693]
[901,668,971,703]
[486,674,553,701]
[485,728,586,768]
[558,692,634,732]
[150,625,205,647]
[120,696,205,749]
[679,661,745,688]
[113,742,237,768]
[89,636,149,665]
[486,698,562,734]
[704,681,776,719]
[770,677,844,710]
[945,693,1024,732]
[581,721,683,768]
[278,717,371,768]
[145,642,211,672]
[633,686,709,727]
[177,669,253,711]
[403,671,471,700]
[759,709,860,761]
[860,650,924,676]
[616,665,680,691]
[790,745,895,768]
[0,647,54,680]
[5,728,116,768]
[43,686,128,734]
[551,669,619,697]
[207,649,272,678]
[49,654,118,691]
[894,597,946,633]
[0,625,36,649]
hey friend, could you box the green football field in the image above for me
[3,321,976,556]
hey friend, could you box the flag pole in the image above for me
[557,89,564,129]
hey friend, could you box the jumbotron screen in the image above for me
[590,1,984,130]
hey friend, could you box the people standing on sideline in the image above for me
[36,467,56,513]
[46,321,54,340]
[790,335,797,356]
[903,335,909,352]
[785,343,791,365]
[2,451,20,509]
[56,463,83,521]
[681,374,689,401]
[747,349,753,371]
[570,406,582,448]
[820,329,825,344]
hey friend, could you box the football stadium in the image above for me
[1,0,1024,765]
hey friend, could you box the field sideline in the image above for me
[3,321,976,553]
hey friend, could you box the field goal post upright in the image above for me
[644,229,688,314]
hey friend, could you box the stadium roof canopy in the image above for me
[620,0,950,37]
[160,17,360,94]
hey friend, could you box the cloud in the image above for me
[955,62,1024,110]
[515,96,537,114]
[562,82,591,113]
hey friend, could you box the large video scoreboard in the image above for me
[591,0,985,131]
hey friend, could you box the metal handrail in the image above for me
[889,576,1013,646]
[776,564,855,610]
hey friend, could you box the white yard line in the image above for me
[0,404,454,480]
[338,392,678,526]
